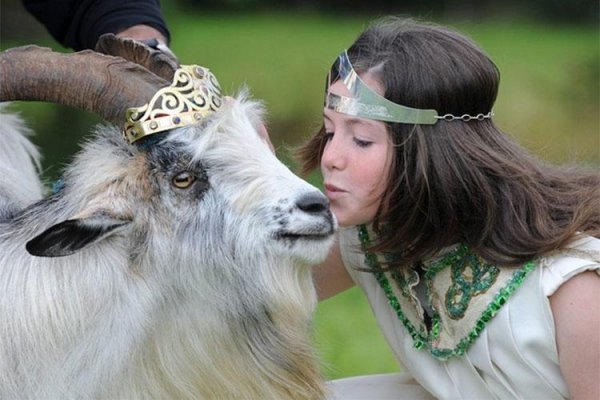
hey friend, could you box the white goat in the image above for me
[0,44,334,399]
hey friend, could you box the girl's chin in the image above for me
[332,213,372,228]
[330,204,375,227]
[332,215,351,228]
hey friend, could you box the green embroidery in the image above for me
[390,268,419,299]
[444,247,500,319]
[357,224,536,361]
[371,263,428,349]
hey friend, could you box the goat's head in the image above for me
[0,37,335,398]
[0,37,336,279]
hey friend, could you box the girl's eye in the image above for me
[323,131,334,141]
[172,172,195,189]
[353,137,373,148]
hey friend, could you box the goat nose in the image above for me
[296,192,329,214]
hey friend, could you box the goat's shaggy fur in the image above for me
[0,108,44,218]
[0,97,334,399]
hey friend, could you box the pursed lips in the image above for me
[324,183,346,198]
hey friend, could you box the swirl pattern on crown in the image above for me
[123,65,223,144]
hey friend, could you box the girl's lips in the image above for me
[324,183,344,192]
[324,183,346,198]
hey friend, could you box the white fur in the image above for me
[0,96,335,399]
[0,107,44,215]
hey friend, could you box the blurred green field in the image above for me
[2,11,599,380]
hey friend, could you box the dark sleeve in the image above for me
[22,0,170,51]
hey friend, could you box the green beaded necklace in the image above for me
[357,224,537,361]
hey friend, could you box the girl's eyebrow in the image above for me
[346,117,376,128]
[323,111,379,129]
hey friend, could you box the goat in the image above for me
[0,39,335,399]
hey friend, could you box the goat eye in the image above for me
[172,172,195,189]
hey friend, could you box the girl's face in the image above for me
[321,74,393,227]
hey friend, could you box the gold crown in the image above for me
[123,64,223,144]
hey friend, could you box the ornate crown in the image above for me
[123,64,223,144]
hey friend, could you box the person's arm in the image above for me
[23,0,170,50]
[312,237,355,301]
[550,270,600,399]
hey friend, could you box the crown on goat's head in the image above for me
[123,65,223,144]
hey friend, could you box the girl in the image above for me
[298,18,600,399]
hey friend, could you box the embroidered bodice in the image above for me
[337,225,600,399]
[358,225,535,361]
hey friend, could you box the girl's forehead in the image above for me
[323,108,382,129]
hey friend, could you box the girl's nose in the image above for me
[321,134,345,171]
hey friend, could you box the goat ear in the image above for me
[26,212,132,257]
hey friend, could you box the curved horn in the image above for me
[0,45,170,125]
[95,33,178,82]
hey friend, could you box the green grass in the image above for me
[3,11,599,380]
[314,287,401,379]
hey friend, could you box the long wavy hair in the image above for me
[297,17,600,269]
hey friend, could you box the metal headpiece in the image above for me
[123,64,223,144]
[325,51,493,125]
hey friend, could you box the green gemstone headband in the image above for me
[325,50,493,125]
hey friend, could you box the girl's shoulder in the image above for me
[539,235,600,296]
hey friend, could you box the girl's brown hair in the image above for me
[297,17,600,269]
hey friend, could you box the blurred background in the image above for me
[1,0,598,380]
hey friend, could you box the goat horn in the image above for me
[95,33,179,83]
[0,45,170,125]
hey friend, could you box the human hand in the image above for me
[139,38,178,64]
[95,31,179,82]
[116,24,168,45]
[115,24,178,65]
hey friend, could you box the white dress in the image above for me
[328,227,600,400]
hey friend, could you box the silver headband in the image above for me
[325,51,493,125]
